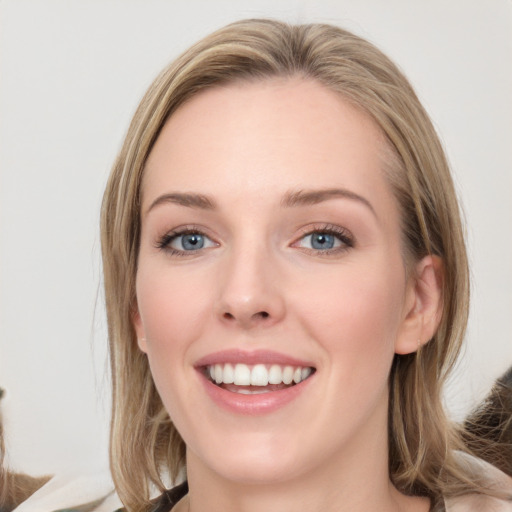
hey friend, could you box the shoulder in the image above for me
[12,471,122,512]
[150,481,189,512]
[114,481,189,512]
[446,493,512,512]
[445,452,512,512]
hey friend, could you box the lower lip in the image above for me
[199,372,314,415]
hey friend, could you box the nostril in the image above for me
[221,310,271,323]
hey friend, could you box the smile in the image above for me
[205,363,315,394]
[195,350,317,414]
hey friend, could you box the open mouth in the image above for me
[203,363,316,395]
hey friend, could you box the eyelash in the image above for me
[293,224,354,256]
[156,225,214,256]
[155,223,355,257]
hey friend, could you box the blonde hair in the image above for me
[101,19,501,511]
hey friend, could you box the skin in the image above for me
[133,78,442,512]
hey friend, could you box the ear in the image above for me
[131,302,148,353]
[395,255,443,355]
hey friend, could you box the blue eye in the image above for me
[295,228,353,253]
[158,230,216,254]
[309,232,336,250]
[174,233,206,250]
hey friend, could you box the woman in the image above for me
[101,19,512,512]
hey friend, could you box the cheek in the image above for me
[135,265,214,421]
[134,264,215,410]
[135,263,213,346]
[292,259,405,374]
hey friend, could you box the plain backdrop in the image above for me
[1,0,511,476]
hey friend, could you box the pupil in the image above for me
[311,233,334,250]
[182,234,204,250]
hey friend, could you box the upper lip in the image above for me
[194,349,315,368]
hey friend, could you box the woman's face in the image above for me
[134,79,421,484]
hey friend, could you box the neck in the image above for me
[185,462,398,512]
[181,400,430,512]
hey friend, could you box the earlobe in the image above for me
[132,304,148,353]
[395,255,443,355]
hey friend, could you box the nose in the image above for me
[216,244,286,329]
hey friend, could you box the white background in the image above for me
[1,0,511,476]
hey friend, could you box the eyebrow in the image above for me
[282,188,376,217]
[146,192,217,215]
[145,187,376,217]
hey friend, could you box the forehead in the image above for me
[143,78,396,217]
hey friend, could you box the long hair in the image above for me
[100,19,502,511]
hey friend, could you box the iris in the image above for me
[181,233,204,250]
[310,233,335,250]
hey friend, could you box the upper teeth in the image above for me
[207,363,313,386]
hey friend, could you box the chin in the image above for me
[211,456,301,485]
[188,432,308,485]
